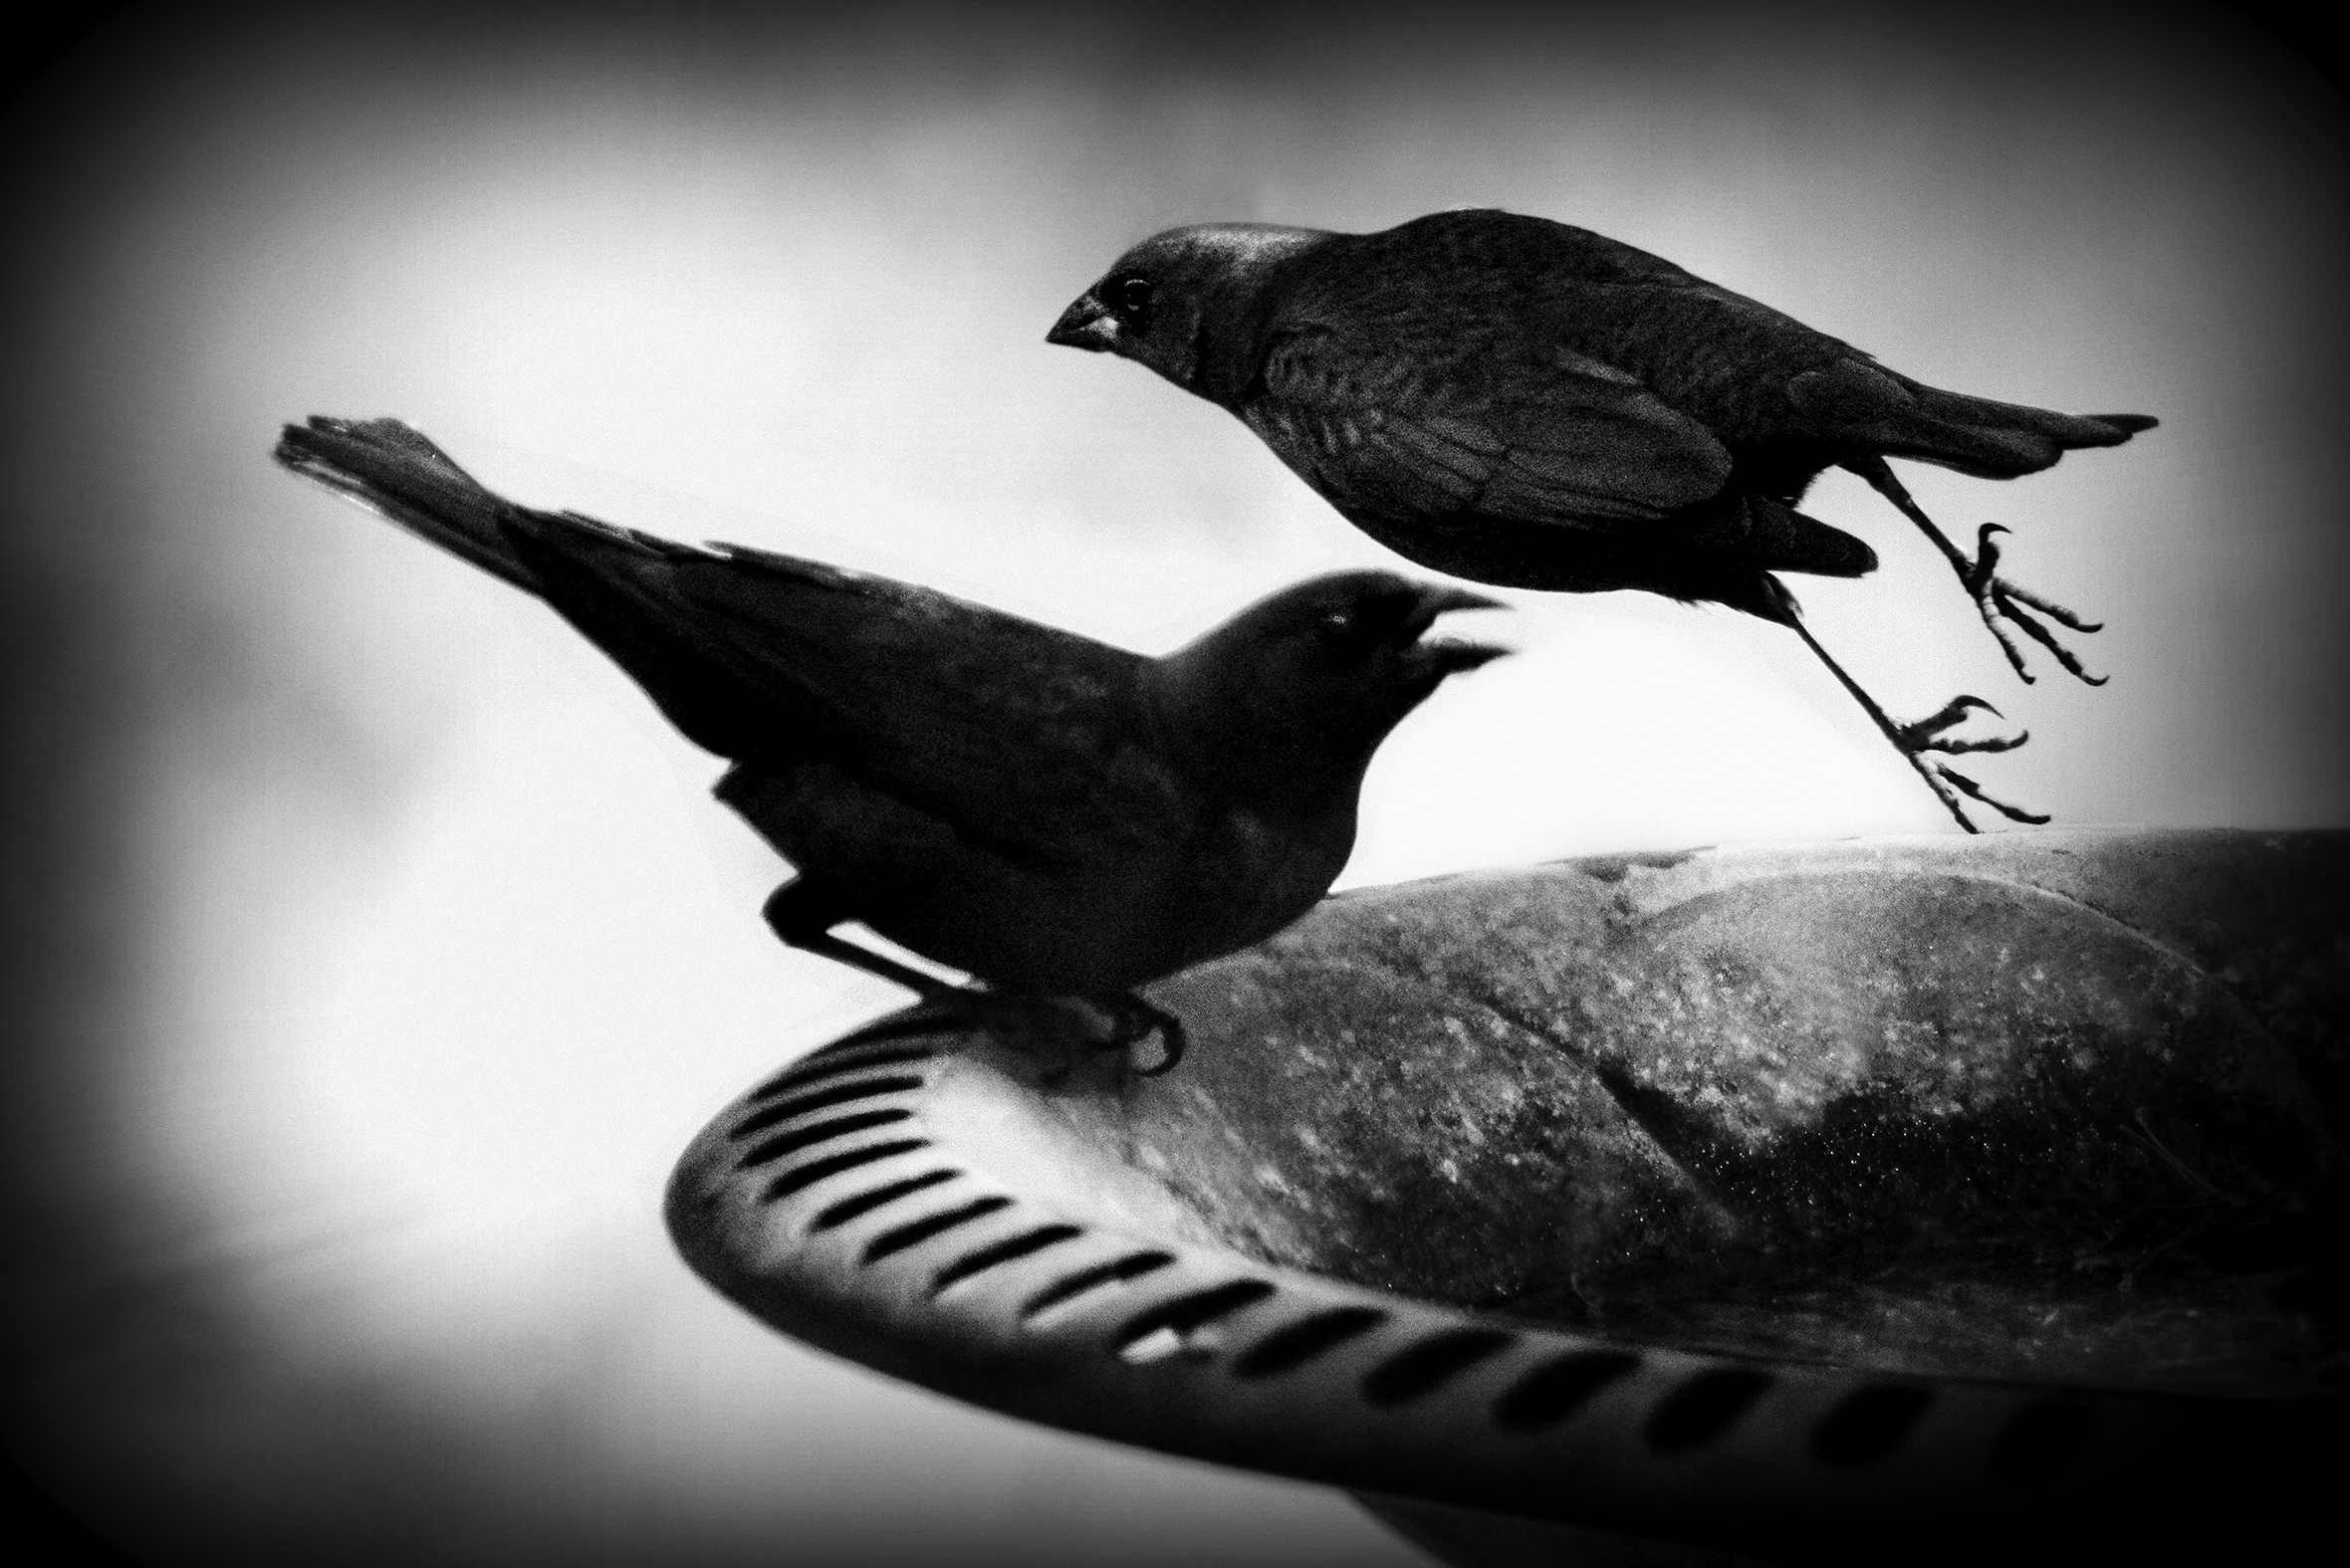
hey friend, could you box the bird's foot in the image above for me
[1087,995,1188,1078]
[1962,524,2106,686]
[1895,693,2025,757]
[925,989,1184,1084]
[1894,693,2048,832]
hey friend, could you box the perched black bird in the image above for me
[1050,209,2157,830]
[275,416,1507,1071]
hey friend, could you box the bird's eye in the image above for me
[1319,608,1355,638]
[1115,276,1155,317]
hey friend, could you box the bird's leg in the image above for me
[762,878,968,1008]
[1084,994,1189,1077]
[1782,615,2048,832]
[1846,457,2106,685]
[760,879,1146,1069]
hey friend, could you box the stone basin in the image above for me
[665,829,2348,1564]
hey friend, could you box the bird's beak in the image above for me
[1047,293,1119,351]
[1400,585,1513,675]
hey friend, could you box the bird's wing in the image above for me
[516,531,1196,867]
[278,417,1193,870]
[1245,324,1733,530]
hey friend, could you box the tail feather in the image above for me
[275,415,773,758]
[1895,383,2159,478]
[274,416,543,590]
[496,518,802,759]
[1784,360,2157,481]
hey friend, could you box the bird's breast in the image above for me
[1160,803,1356,971]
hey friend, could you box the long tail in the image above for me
[274,416,547,591]
[1785,360,2157,482]
[273,415,700,589]
[1887,380,2156,480]
[275,415,770,756]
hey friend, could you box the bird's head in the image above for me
[1154,572,1511,809]
[1047,223,1328,394]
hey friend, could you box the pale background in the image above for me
[3,2,2343,1563]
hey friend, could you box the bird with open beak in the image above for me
[276,416,1510,1073]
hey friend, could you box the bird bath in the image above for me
[666,829,2347,1564]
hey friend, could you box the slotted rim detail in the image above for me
[666,1016,2337,1558]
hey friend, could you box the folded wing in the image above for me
[277,418,1184,871]
[505,525,1188,866]
[1244,324,1735,531]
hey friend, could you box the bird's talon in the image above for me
[1970,595,2036,682]
[1898,693,1996,741]
[1940,523,2104,684]
[1896,694,2025,756]
[1995,587,2107,685]
[2001,578,2103,634]
[1963,524,2009,596]
[1913,764,1981,834]
[1122,1001,1188,1076]
[1128,1033,1184,1076]
[1935,764,2052,825]
[1072,997,1186,1076]
[1927,730,2028,757]
[1947,528,2103,685]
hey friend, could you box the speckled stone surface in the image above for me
[1033,829,2348,1393]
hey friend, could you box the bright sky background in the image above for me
[3,3,2343,1564]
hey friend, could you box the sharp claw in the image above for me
[1898,726,2047,832]
[1897,695,2026,756]
[1130,1017,1186,1076]
[1929,696,1988,730]
[1973,591,2036,683]
[1995,588,2109,685]
[1936,764,2052,825]
[1084,997,1187,1076]
[1951,526,2106,686]
[1999,579,2104,634]
[1928,731,2029,756]
[1873,485,2109,684]
[1912,762,1981,834]
[1899,693,1998,740]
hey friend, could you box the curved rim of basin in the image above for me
[664,840,2345,1563]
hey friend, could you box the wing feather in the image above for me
[1247,326,1733,531]
[514,530,1190,866]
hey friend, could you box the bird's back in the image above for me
[1265,210,2147,477]
[498,522,1206,872]
[1267,213,1850,444]
[278,418,1188,880]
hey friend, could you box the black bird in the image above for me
[1049,208,2157,831]
[275,416,1507,1072]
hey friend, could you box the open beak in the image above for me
[1400,585,1513,676]
[1047,292,1119,351]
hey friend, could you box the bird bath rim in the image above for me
[664,829,2346,1564]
